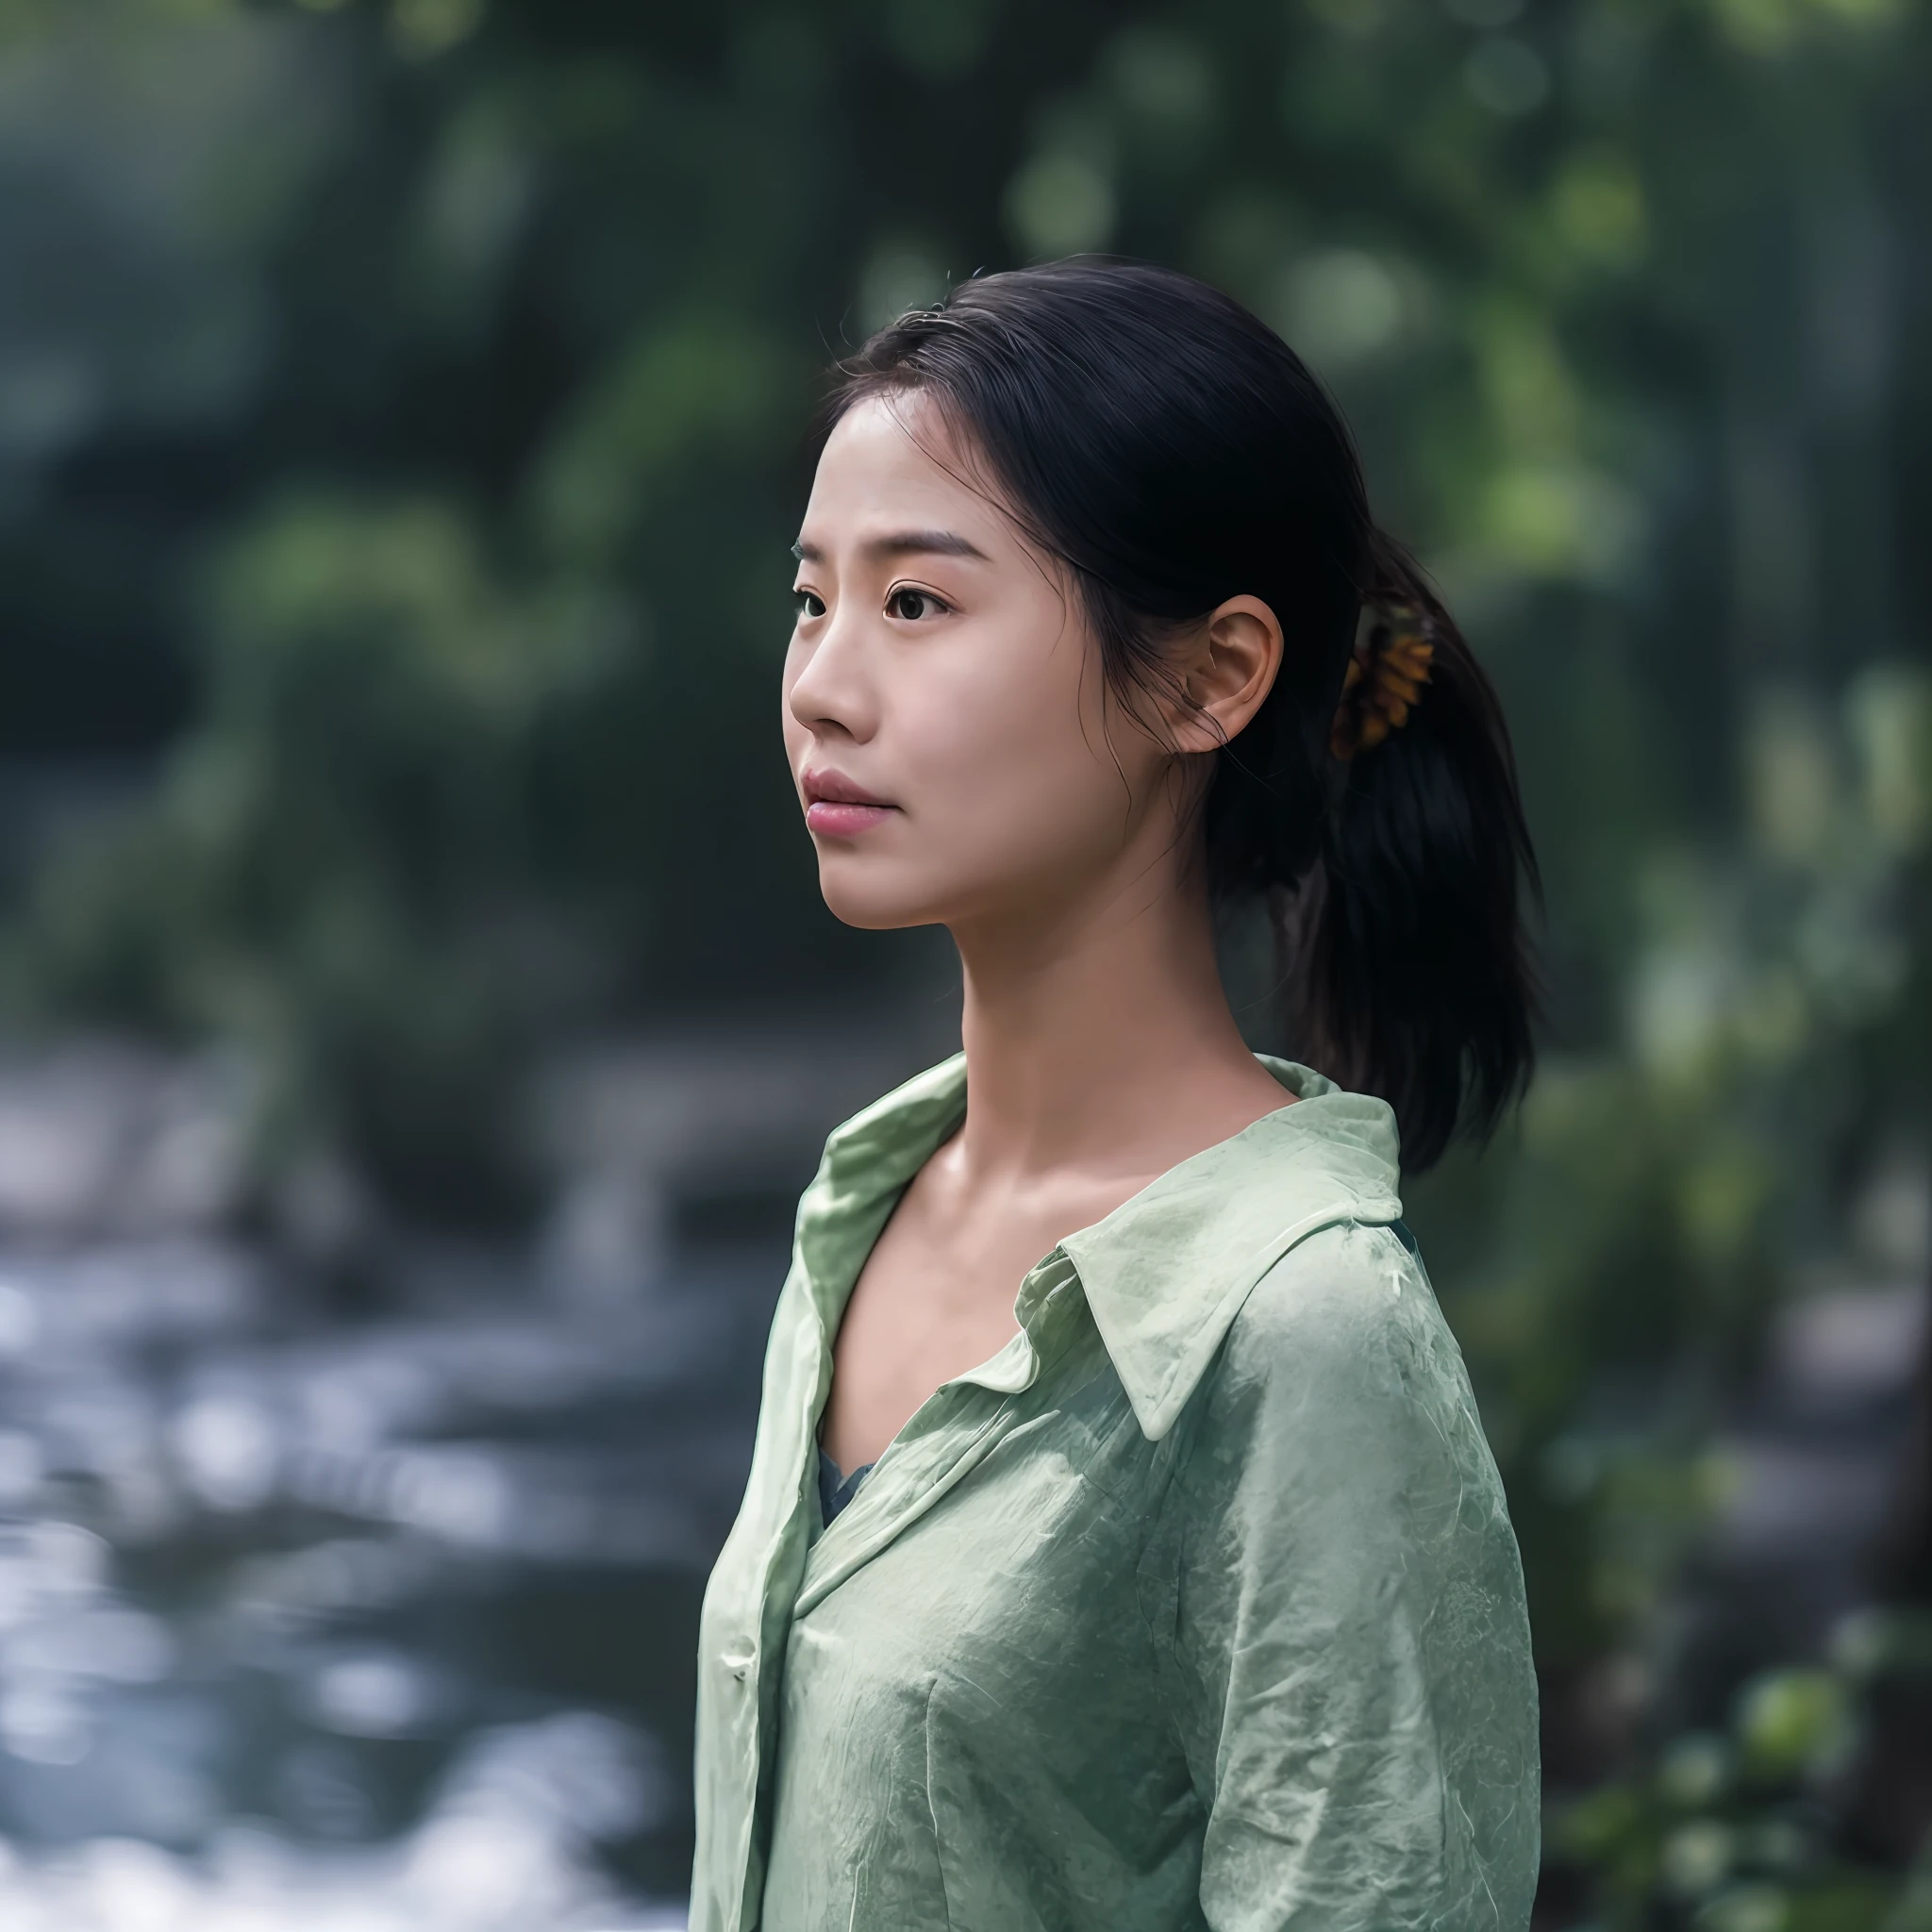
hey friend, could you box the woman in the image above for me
[691,260,1541,1932]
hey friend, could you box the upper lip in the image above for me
[802,767,894,808]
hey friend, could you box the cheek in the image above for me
[900,636,1138,866]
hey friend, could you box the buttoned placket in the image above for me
[708,1246,1087,1932]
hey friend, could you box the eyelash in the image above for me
[887,586,950,621]
[790,587,954,623]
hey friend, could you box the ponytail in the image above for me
[827,259,1541,1172]
[1277,531,1540,1174]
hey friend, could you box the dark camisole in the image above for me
[817,1446,872,1526]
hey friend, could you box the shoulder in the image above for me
[1222,1218,1450,1381]
[1190,1218,1494,1483]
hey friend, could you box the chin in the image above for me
[815,857,948,932]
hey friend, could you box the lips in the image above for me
[803,768,891,808]
[801,767,898,838]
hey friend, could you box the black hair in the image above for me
[825,259,1539,1173]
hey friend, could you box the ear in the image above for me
[1167,595,1284,755]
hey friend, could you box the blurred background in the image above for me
[0,0,1926,1925]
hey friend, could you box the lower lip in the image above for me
[806,800,897,837]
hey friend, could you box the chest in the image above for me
[785,1424,1173,1792]
[762,1352,1203,1929]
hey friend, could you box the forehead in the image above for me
[804,393,1009,544]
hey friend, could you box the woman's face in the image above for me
[782,393,1189,935]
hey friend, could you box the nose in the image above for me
[785,600,879,744]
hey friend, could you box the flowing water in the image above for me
[0,1221,786,1929]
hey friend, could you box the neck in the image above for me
[946,846,1273,1181]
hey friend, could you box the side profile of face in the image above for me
[782,393,1280,937]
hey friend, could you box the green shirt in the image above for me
[691,1053,1540,1932]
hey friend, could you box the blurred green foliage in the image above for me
[0,0,1928,1916]
[1437,669,1932,1658]
[1558,1610,1932,1929]
[28,494,630,1211]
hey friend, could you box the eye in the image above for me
[793,589,826,620]
[887,587,949,622]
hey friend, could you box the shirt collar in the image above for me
[807,1051,1404,1443]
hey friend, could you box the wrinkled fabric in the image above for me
[691,1053,1540,1932]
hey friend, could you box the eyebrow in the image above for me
[791,530,991,565]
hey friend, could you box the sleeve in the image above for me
[1153,1221,1540,1932]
